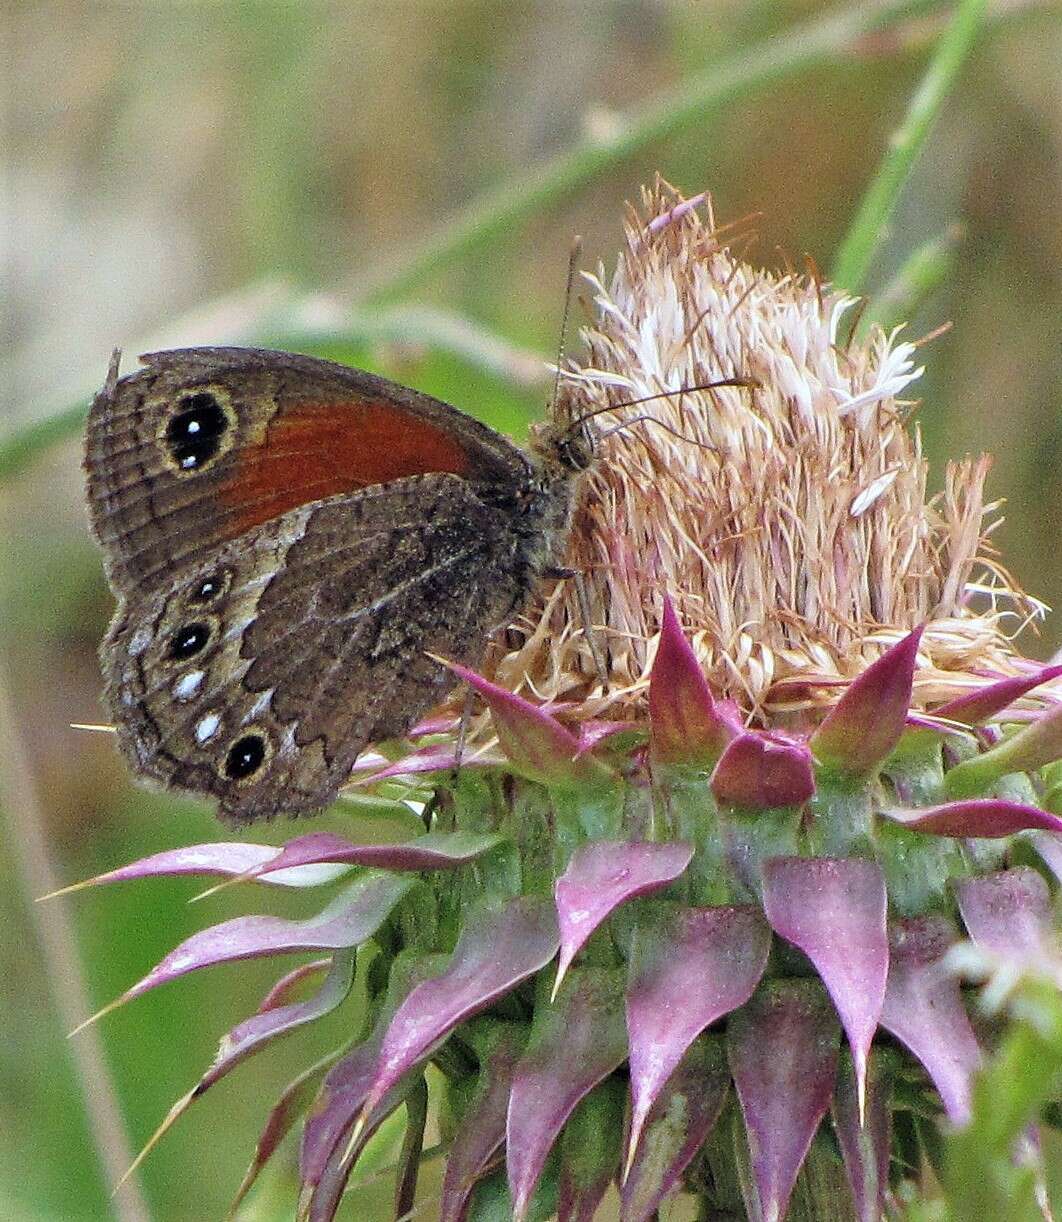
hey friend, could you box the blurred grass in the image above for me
[2,1,1061,1219]
[831,0,986,292]
[0,0,952,481]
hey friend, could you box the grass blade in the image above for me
[831,0,988,293]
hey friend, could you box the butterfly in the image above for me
[85,347,593,822]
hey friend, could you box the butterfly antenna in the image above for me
[596,413,719,452]
[550,236,583,421]
[562,377,757,441]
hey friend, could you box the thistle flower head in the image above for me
[72,184,1062,1222]
[489,183,1041,728]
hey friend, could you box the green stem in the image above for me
[831,0,988,293]
[291,304,549,389]
[0,402,90,483]
[0,276,293,482]
[0,666,151,1219]
[862,223,963,331]
[0,302,544,484]
[363,0,946,307]
[1,0,950,482]
[393,1076,429,1219]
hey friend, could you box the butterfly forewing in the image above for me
[85,347,532,594]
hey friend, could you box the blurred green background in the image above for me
[2,1,1060,1218]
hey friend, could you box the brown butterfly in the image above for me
[85,347,592,822]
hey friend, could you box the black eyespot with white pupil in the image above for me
[225,734,268,780]
[167,621,211,661]
[165,392,229,470]
[188,571,227,604]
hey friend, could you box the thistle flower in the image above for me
[71,184,1062,1220]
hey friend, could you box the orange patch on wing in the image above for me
[220,399,475,531]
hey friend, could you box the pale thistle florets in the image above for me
[487,183,1043,729]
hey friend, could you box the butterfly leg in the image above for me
[450,684,477,779]
[543,565,608,691]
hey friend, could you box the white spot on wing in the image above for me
[129,626,152,657]
[195,713,221,744]
[173,670,205,701]
[222,613,257,643]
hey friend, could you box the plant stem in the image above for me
[831,0,988,293]
[863,224,963,331]
[0,277,292,482]
[361,0,946,307]
[0,664,151,1221]
[0,304,543,484]
[0,0,950,482]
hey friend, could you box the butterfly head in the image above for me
[529,415,595,477]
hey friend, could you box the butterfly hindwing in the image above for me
[102,475,531,820]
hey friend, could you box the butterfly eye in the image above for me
[223,731,271,781]
[164,391,231,471]
[167,620,213,662]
